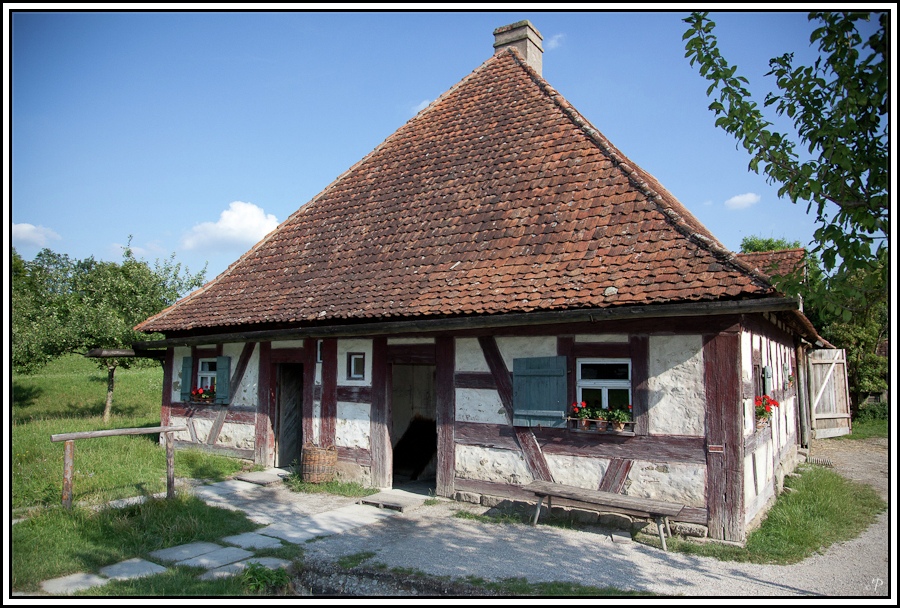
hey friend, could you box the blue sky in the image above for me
[7,7,886,285]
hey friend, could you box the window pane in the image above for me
[608,388,631,410]
[580,363,629,381]
[200,361,217,373]
[580,387,604,412]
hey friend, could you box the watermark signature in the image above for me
[864,578,885,594]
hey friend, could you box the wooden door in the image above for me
[807,349,851,439]
[276,363,304,468]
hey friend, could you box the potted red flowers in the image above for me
[190,386,216,403]
[755,395,779,429]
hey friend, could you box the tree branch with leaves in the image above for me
[683,11,887,321]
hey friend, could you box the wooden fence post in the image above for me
[166,431,175,499]
[62,440,74,509]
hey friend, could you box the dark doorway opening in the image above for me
[275,362,303,468]
[391,364,437,488]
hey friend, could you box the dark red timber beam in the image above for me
[478,336,554,482]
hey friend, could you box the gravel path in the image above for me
[295,437,891,597]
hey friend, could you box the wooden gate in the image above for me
[807,349,851,439]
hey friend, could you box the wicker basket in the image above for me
[300,444,337,483]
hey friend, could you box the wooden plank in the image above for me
[528,480,684,517]
[166,432,175,498]
[478,336,514,423]
[336,385,372,403]
[556,336,576,406]
[51,425,189,442]
[62,440,74,509]
[435,336,456,498]
[206,409,228,446]
[136,300,781,347]
[320,339,338,447]
[229,342,256,403]
[161,348,174,428]
[478,336,554,482]
[369,337,390,488]
[302,338,317,450]
[630,335,650,436]
[336,445,373,467]
[454,372,496,390]
[598,458,633,493]
[454,422,707,463]
[387,343,435,364]
[703,331,744,542]
[255,341,272,465]
[813,412,851,420]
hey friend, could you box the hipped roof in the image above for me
[137,47,780,335]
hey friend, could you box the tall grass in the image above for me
[12,354,244,513]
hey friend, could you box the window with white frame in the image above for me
[197,358,217,391]
[347,352,365,380]
[576,358,632,419]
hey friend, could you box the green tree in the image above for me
[683,11,887,321]
[738,236,887,412]
[12,240,206,421]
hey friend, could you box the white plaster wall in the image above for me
[455,445,532,485]
[741,330,755,437]
[172,346,191,402]
[625,460,706,508]
[271,340,305,348]
[496,336,557,371]
[647,335,706,436]
[545,454,609,489]
[335,401,370,449]
[387,337,436,345]
[229,344,259,408]
[455,338,488,372]
[312,400,321,446]
[216,422,256,450]
[191,418,213,444]
[169,415,193,442]
[455,388,508,424]
[575,334,629,343]
[337,339,372,386]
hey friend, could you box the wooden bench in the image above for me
[527,480,684,551]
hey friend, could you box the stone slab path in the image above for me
[36,470,408,595]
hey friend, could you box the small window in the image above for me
[197,359,217,391]
[347,352,365,380]
[577,358,632,420]
[316,340,323,363]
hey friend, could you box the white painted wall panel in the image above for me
[626,460,706,508]
[496,336,557,371]
[337,339,372,387]
[455,338,488,372]
[455,388,509,424]
[335,401,370,449]
[647,335,706,436]
[455,445,532,485]
[545,454,609,489]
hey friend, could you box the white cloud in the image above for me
[724,192,761,210]
[545,34,565,51]
[12,223,61,248]
[182,201,279,251]
[411,99,431,114]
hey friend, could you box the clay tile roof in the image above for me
[137,48,777,334]
[735,249,807,279]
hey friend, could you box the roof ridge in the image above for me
[503,49,775,293]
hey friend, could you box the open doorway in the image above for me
[390,364,437,490]
[275,362,303,469]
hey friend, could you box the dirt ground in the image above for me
[808,436,889,500]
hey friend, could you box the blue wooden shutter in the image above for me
[512,356,568,428]
[215,356,231,405]
[180,356,193,402]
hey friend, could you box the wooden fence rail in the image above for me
[50,425,187,509]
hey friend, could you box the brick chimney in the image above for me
[493,20,543,75]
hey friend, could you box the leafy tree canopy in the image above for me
[12,239,206,375]
[683,11,887,321]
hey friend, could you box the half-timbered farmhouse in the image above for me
[136,21,840,542]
